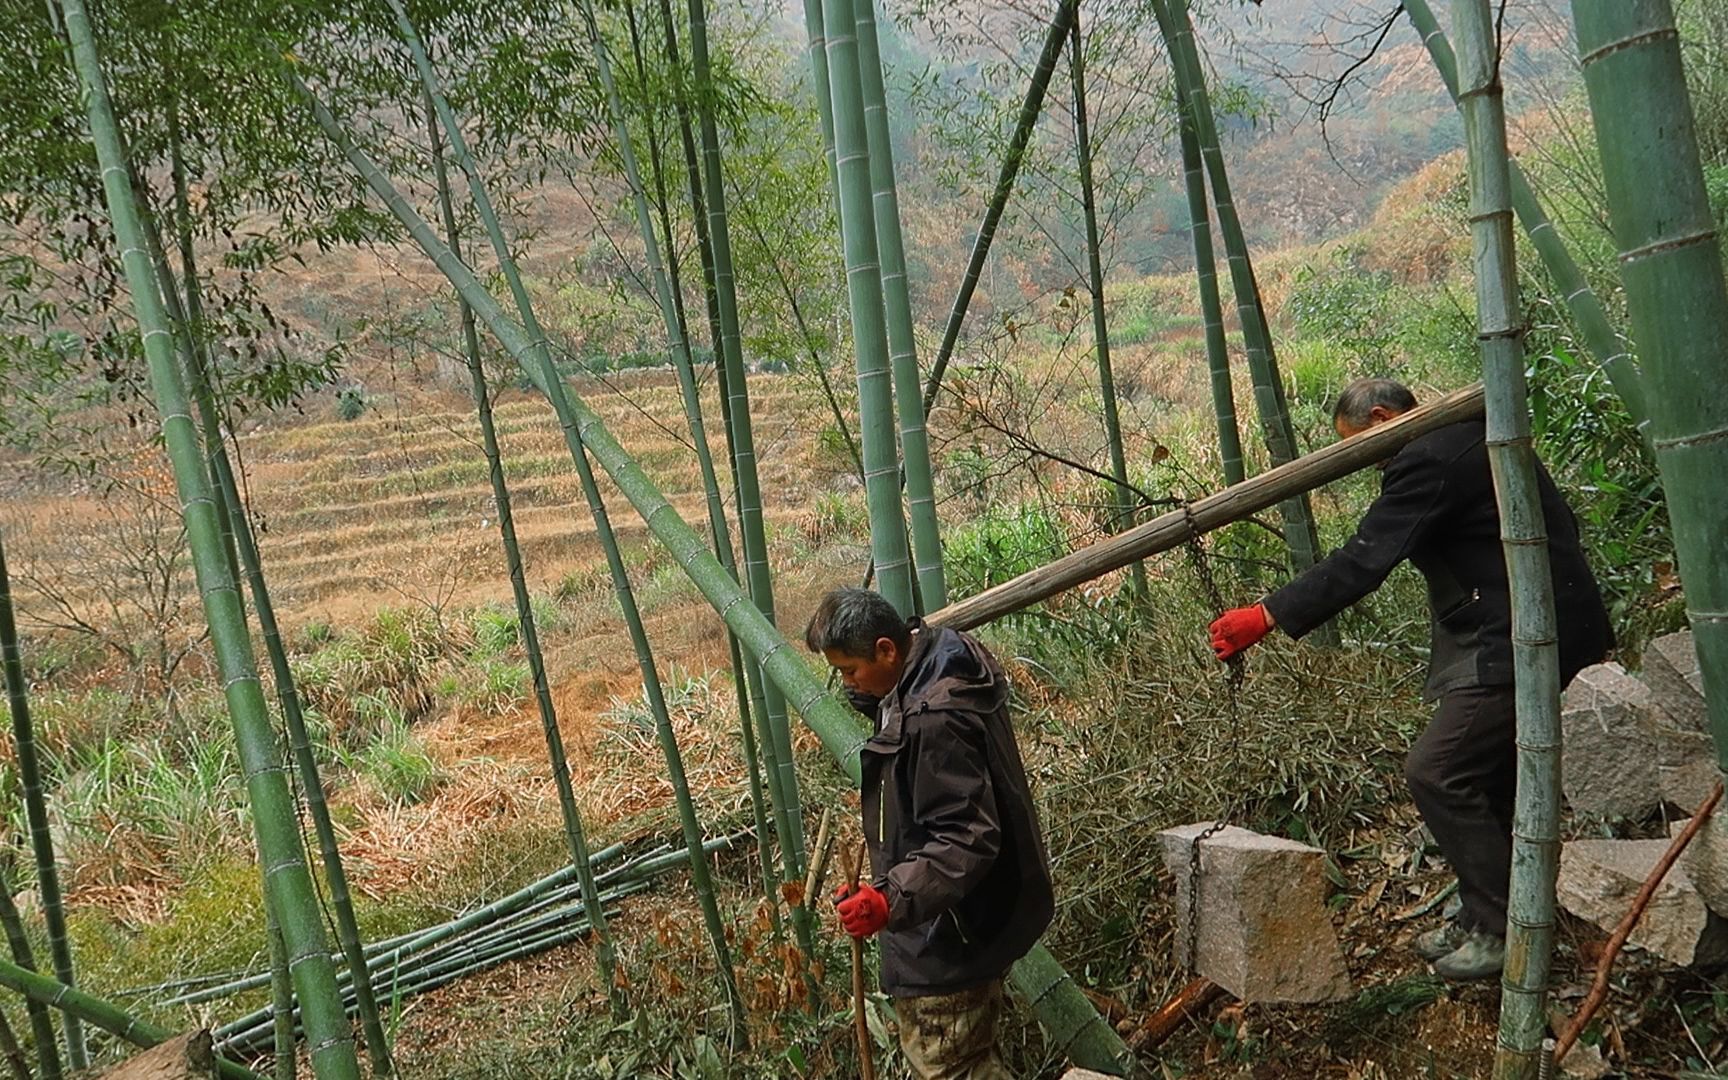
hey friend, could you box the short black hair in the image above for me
[803,588,910,658]
[1333,377,1417,428]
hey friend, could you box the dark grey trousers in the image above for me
[1404,684,1519,935]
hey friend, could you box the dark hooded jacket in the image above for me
[1263,419,1613,698]
[856,620,1054,997]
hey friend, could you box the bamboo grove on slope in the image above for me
[15,0,1728,1077]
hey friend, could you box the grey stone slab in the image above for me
[1158,822,1352,1003]
[1562,663,1662,819]
[1644,630,1709,734]
[1557,838,1728,967]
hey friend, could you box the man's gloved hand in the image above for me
[1209,603,1272,662]
[844,688,882,718]
[833,882,890,938]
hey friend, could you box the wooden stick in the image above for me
[1124,977,1226,1052]
[843,839,876,1080]
[926,383,1485,631]
[1553,780,1725,1064]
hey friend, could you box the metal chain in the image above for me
[1179,504,1246,974]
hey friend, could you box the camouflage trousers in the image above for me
[891,980,1013,1080]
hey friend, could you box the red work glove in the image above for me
[1209,603,1272,662]
[833,882,890,938]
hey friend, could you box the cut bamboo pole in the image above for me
[920,0,1079,416]
[928,384,1485,630]
[57,6,359,1075]
[284,62,1129,1073]
[1452,7,1565,1077]
[853,0,946,611]
[1571,0,1728,772]
[1401,0,1650,437]
[1068,8,1146,597]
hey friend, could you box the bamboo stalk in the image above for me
[265,908,295,1080]
[0,536,81,1075]
[928,384,1486,630]
[0,1006,30,1080]
[1068,8,1146,597]
[1400,0,1650,438]
[284,62,1128,1072]
[853,0,946,610]
[55,7,359,1076]
[0,957,259,1080]
[656,0,787,936]
[685,0,810,887]
[391,4,653,1025]
[0,858,60,1080]
[404,0,746,1030]
[820,0,916,617]
[1152,0,1322,577]
[1174,69,1244,486]
[1571,0,1728,772]
[1452,8,1565,1077]
[921,0,1079,416]
[1555,782,1724,1064]
[150,134,395,1078]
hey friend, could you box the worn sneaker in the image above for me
[1414,920,1466,961]
[1433,929,1506,981]
[1442,889,1462,923]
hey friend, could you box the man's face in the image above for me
[822,638,904,699]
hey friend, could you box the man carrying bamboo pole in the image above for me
[806,587,1053,1079]
[1206,378,1612,981]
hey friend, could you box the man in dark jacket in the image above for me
[1207,378,1612,981]
[806,587,1053,1079]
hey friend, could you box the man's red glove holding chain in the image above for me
[1209,603,1273,662]
[833,882,890,938]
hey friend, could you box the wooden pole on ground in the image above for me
[927,383,1486,631]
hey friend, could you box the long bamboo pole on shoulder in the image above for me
[927,384,1486,631]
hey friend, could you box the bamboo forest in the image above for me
[3,0,1728,1076]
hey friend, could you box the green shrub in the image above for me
[336,386,367,421]
[346,722,442,805]
[469,604,520,658]
[942,503,1068,602]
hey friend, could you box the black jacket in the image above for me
[857,620,1054,997]
[1263,419,1612,698]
